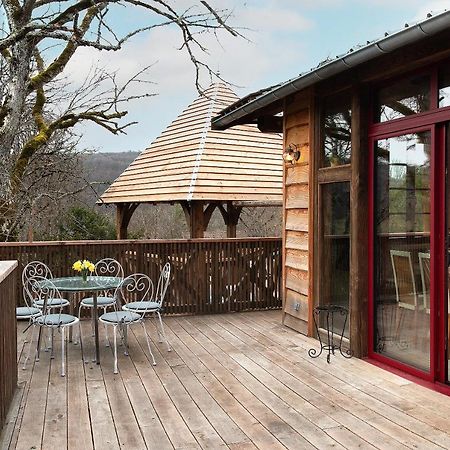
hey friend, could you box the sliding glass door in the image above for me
[369,62,450,385]
[373,130,431,372]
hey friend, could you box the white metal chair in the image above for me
[122,263,171,352]
[418,252,431,313]
[22,261,70,310]
[17,285,42,370]
[100,273,157,374]
[390,250,418,310]
[390,249,418,343]
[77,258,124,346]
[23,276,81,376]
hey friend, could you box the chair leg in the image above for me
[157,312,171,352]
[23,325,36,370]
[103,307,109,347]
[36,327,42,362]
[78,321,87,364]
[123,326,129,356]
[395,307,405,343]
[23,320,32,344]
[74,303,83,345]
[113,325,118,374]
[44,327,49,352]
[91,307,95,337]
[141,321,156,366]
[50,328,55,359]
[61,327,66,377]
[154,315,163,343]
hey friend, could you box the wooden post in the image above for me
[190,201,205,238]
[180,201,218,239]
[350,85,369,358]
[115,203,138,240]
[218,202,242,238]
[226,202,242,238]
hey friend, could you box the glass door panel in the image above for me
[374,131,431,372]
[319,182,350,337]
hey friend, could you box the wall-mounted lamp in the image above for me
[283,143,301,165]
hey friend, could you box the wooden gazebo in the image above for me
[100,83,283,238]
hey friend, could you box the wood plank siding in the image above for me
[0,262,18,432]
[5,311,450,449]
[282,90,313,334]
[100,83,283,204]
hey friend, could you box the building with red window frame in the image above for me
[213,10,450,392]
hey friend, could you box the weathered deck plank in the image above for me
[7,311,450,450]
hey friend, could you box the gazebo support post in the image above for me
[190,201,205,238]
[218,202,242,238]
[181,201,218,239]
[115,203,139,240]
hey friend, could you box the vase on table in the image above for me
[82,270,88,282]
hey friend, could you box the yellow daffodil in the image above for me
[72,260,82,272]
[73,259,95,274]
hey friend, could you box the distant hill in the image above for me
[82,151,140,202]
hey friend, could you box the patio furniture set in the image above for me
[17,258,171,376]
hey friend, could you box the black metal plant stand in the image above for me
[308,305,353,363]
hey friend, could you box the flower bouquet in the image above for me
[72,259,95,281]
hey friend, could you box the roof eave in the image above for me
[212,10,450,130]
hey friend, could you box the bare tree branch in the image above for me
[0,0,241,240]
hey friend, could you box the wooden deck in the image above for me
[3,311,450,449]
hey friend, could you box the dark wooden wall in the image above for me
[0,263,17,431]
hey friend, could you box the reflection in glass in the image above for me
[439,66,450,108]
[319,182,350,337]
[374,132,431,371]
[376,75,430,122]
[322,92,351,167]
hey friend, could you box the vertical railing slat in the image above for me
[0,238,282,315]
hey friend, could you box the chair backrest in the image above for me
[155,263,171,306]
[390,250,418,310]
[418,252,431,312]
[22,276,37,309]
[95,258,124,278]
[22,261,52,284]
[26,276,64,320]
[115,273,154,316]
[22,261,53,306]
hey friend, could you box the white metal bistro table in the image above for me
[41,276,122,364]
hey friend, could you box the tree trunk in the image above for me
[0,40,33,157]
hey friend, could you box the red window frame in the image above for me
[368,61,450,387]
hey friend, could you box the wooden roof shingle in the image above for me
[100,83,283,204]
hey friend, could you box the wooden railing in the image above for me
[0,261,18,431]
[0,238,282,315]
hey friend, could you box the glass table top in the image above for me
[41,276,123,292]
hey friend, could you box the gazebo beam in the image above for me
[116,203,139,239]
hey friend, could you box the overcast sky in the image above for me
[65,0,450,154]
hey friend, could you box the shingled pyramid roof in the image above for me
[100,83,283,204]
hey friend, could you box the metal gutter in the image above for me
[212,10,450,130]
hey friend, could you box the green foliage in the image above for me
[58,206,116,240]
